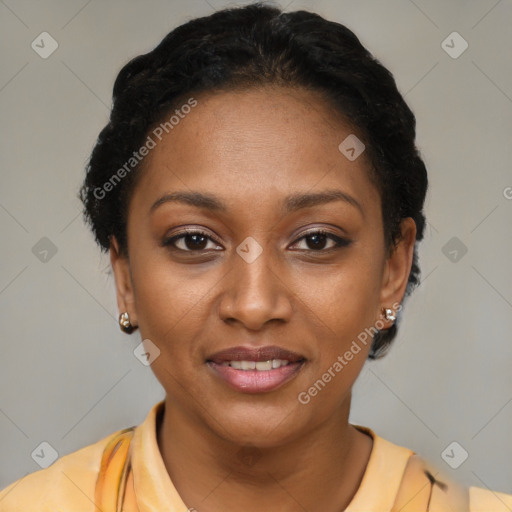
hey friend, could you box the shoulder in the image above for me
[469,485,512,512]
[392,453,469,511]
[393,452,512,512]
[0,427,133,511]
[357,426,512,512]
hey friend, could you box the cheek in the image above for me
[129,255,209,343]
[294,259,382,386]
[297,277,376,412]
[299,258,382,327]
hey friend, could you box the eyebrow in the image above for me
[149,189,364,217]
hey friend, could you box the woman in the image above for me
[1,3,510,511]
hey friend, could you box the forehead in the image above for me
[130,86,379,217]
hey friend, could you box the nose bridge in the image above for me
[237,245,273,293]
[220,236,290,328]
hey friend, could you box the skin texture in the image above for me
[110,86,416,511]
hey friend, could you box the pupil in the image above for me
[188,234,207,250]
[308,234,327,250]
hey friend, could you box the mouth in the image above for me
[206,345,306,394]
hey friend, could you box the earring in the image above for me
[382,306,397,322]
[119,312,136,334]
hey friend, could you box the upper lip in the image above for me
[207,345,305,363]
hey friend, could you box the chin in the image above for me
[207,403,307,448]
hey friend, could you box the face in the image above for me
[111,86,416,447]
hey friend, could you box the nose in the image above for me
[218,245,293,331]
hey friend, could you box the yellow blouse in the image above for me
[0,399,510,511]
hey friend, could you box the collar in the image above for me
[130,400,413,512]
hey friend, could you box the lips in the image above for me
[206,345,306,393]
[207,345,305,364]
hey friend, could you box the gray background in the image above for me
[1,0,511,497]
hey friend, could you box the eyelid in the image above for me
[163,227,351,253]
[162,228,222,251]
[289,228,351,250]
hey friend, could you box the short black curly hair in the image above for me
[79,2,428,359]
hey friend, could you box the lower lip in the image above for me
[207,361,304,393]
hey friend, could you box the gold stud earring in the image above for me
[119,312,136,334]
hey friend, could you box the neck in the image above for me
[157,393,373,512]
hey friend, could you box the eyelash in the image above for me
[162,228,351,253]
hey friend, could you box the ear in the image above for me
[110,236,138,328]
[378,217,417,326]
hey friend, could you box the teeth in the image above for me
[222,359,291,370]
[255,360,272,371]
[241,360,256,370]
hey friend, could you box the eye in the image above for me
[162,229,223,252]
[163,228,351,253]
[290,229,351,252]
